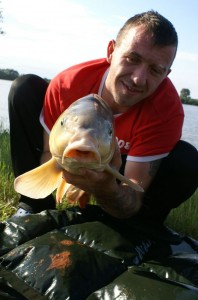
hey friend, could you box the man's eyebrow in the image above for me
[128,51,141,58]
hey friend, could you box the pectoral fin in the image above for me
[56,177,70,204]
[14,158,62,199]
[65,184,90,208]
[104,164,144,192]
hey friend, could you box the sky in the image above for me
[0,0,198,98]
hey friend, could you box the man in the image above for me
[9,11,198,221]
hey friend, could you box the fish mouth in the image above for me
[62,146,101,164]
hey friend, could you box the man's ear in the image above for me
[167,69,171,76]
[106,40,116,63]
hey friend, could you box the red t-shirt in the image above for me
[41,58,184,162]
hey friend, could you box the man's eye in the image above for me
[151,66,165,76]
[126,56,139,64]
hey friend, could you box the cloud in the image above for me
[1,0,120,77]
[3,0,116,40]
[177,51,198,62]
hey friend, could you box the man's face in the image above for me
[104,25,177,112]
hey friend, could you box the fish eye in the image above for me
[60,118,66,126]
[108,124,113,136]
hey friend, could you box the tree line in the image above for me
[180,88,198,106]
[0,69,20,80]
[0,68,197,105]
[0,68,50,83]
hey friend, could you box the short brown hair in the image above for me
[116,10,178,49]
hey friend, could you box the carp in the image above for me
[14,94,143,207]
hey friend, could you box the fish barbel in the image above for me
[14,94,143,207]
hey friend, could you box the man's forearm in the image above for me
[95,183,142,219]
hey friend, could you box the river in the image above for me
[0,79,198,149]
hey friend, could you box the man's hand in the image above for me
[61,144,141,218]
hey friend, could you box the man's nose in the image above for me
[131,65,147,86]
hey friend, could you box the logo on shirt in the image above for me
[116,137,130,150]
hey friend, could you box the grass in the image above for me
[0,127,19,219]
[165,191,198,239]
[0,125,198,239]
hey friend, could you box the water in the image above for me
[0,79,197,149]
[182,104,198,149]
[0,79,12,129]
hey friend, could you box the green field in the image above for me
[0,126,197,239]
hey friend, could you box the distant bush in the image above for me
[0,68,50,82]
[0,68,19,80]
[181,97,198,106]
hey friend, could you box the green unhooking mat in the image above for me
[0,205,198,299]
